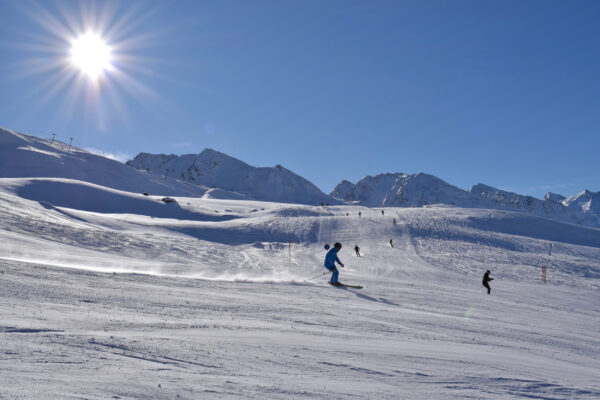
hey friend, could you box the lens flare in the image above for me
[5,1,171,127]
[70,33,112,80]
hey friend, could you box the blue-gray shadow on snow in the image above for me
[354,292,399,305]
[18,179,237,222]
[335,286,399,306]
[465,213,600,249]
[408,213,600,250]
[38,200,89,223]
[173,226,302,245]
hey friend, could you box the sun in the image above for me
[70,33,112,80]
[9,1,164,121]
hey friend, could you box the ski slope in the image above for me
[1,179,599,399]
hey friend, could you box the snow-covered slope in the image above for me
[0,127,208,196]
[1,126,599,398]
[126,149,333,205]
[1,182,599,399]
[331,172,599,227]
[564,190,600,222]
[469,183,586,226]
[331,173,486,208]
[544,192,567,203]
[1,177,236,221]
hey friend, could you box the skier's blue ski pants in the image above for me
[326,266,339,283]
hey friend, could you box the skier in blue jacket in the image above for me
[324,242,344,285]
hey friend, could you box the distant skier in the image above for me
[358,211,362,217]
[382,210,385,216]
[389,239,394,248]
[482,270,493,294]
[324,242,344,285]
[354,244,361,257]
[393,218,397,225]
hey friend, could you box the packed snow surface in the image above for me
[1,176,599,399]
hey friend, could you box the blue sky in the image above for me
[1,0,598,198]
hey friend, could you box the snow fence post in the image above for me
[543,244,552,284]
[541,265,547,284]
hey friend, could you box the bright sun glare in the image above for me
[70,33,112,80]
[16,1,159,117]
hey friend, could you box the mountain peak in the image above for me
[332,172,481,207]
[544,192,566,203]
[198,148,230,158]
[564,189,600,216]
[127,149,332,205]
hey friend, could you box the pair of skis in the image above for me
[303,271,363,289]
[329,282,363,289]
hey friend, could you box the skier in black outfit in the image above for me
[482,270,493,294]
[389,239,394,248]
[354,244,361,257]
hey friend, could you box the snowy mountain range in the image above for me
[126,150,333,205]
[0,126,207,197]
[331,173,600,228]
[2,126,600,398]
[1,127,598,227]
[331,173,487,208]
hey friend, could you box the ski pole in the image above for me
[304,271,329,282]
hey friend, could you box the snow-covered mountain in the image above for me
[2,177,600,399]
[564,189,600,214]
[468,184,587,226]
[0,127,208,197]
[331,173,486,208]
[2,126,600,399]
[331,173,599,227]
[126,149,333,205]
[544,192,567,203]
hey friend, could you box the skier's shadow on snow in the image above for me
[339,287,399,306]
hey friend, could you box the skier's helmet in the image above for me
[324,244,330,250]
[334,242,342,250]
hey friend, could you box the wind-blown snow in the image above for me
[1,127,599,399]
[1,178,599,398]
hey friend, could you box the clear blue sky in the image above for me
[1,0,599,198]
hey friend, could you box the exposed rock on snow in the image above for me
[564,189,600,214]
[330,172,599,228]
[544,192,567,203]
[563,190,600,226]
[126,149,333,205]
[1,125,600,399]
[331,172,487,208]
[469,184,584,226]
